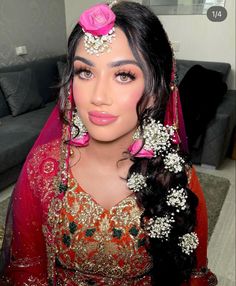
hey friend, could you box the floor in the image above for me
[1,158,235,285]
[196,159,235,286]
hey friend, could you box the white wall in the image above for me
[64,0,101,36]
[64,0,235,89]
[0,0,66,67]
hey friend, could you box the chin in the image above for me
[88,129,134,145]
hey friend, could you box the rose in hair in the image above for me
[79,4,116,36]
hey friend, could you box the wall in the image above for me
[0,0,67,68]
[64,0,101,36]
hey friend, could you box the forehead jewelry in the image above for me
[78,3,116,56]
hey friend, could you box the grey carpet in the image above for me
[0,172,230,246]
[197,172,230,240]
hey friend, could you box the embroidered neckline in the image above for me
[68,168,136,212]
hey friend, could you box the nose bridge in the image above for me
[91,73,111,106]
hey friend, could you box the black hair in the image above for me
[59,1,198,285]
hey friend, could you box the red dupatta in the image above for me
[0,103,66,285]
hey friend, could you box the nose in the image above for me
[91,76,112,106]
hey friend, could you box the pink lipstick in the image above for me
[88,111,118,126]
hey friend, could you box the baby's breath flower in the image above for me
[166,186,188,212]
[133,119,174,157]
[163,152,184,173]
[178,232,199,255]
[146,215,175,240]
[127,173,147,193]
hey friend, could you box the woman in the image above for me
[0,1,217,285]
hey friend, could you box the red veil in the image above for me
[0,85,216,285]
[0,104,64,285]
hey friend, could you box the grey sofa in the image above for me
[176,59,235,168]
[0,55,66,191]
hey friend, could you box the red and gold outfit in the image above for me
[0,106,217,285]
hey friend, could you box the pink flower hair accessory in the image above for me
[128,139,154,159]
[78,3,116,56]
[79,4,116,36]
[128,118,185,173]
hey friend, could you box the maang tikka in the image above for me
[78,3,116,56]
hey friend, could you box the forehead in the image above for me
[74,27,135,61]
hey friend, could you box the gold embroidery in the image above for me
[31,135,153,284]
[11,256,43,268]
[56,268,151,285]
[23,275,48,286]
[51,176,153,284]
[27,139,61,203]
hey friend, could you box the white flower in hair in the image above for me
[127,173,147,193]
[178,232,199,255]
[163,152,184,173]
[166,186,188,212]
[133,119,174,157]
[146,215,175,240]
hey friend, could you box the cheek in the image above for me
[72,81,79,104]
[122,87,144,110]
[72,80,85,107]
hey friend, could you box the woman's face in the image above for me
[73,28,145,144]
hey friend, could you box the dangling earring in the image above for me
[70,109,90,147]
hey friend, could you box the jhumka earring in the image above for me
[70,109,90,147]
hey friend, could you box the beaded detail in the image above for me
[71,109,88,139]
[83,28,116,56]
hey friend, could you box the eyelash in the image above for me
[115,70,136,82]
[73,67,137,82]
[73,67,92,79]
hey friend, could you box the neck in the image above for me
[86,139,131,165]
[81,136,132,168]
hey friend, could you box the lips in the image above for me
[88,111,118,126]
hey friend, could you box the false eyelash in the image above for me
[115,70,136,80]
[73,67,91,76]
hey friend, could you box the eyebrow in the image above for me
[73,56,141,69]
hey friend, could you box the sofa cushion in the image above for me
[0,88,10,118]
[0,101,56,173]
[0,68,44,116]
[179,64,228,149]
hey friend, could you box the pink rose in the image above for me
[128,139,154,159]
[79,4,116,36]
